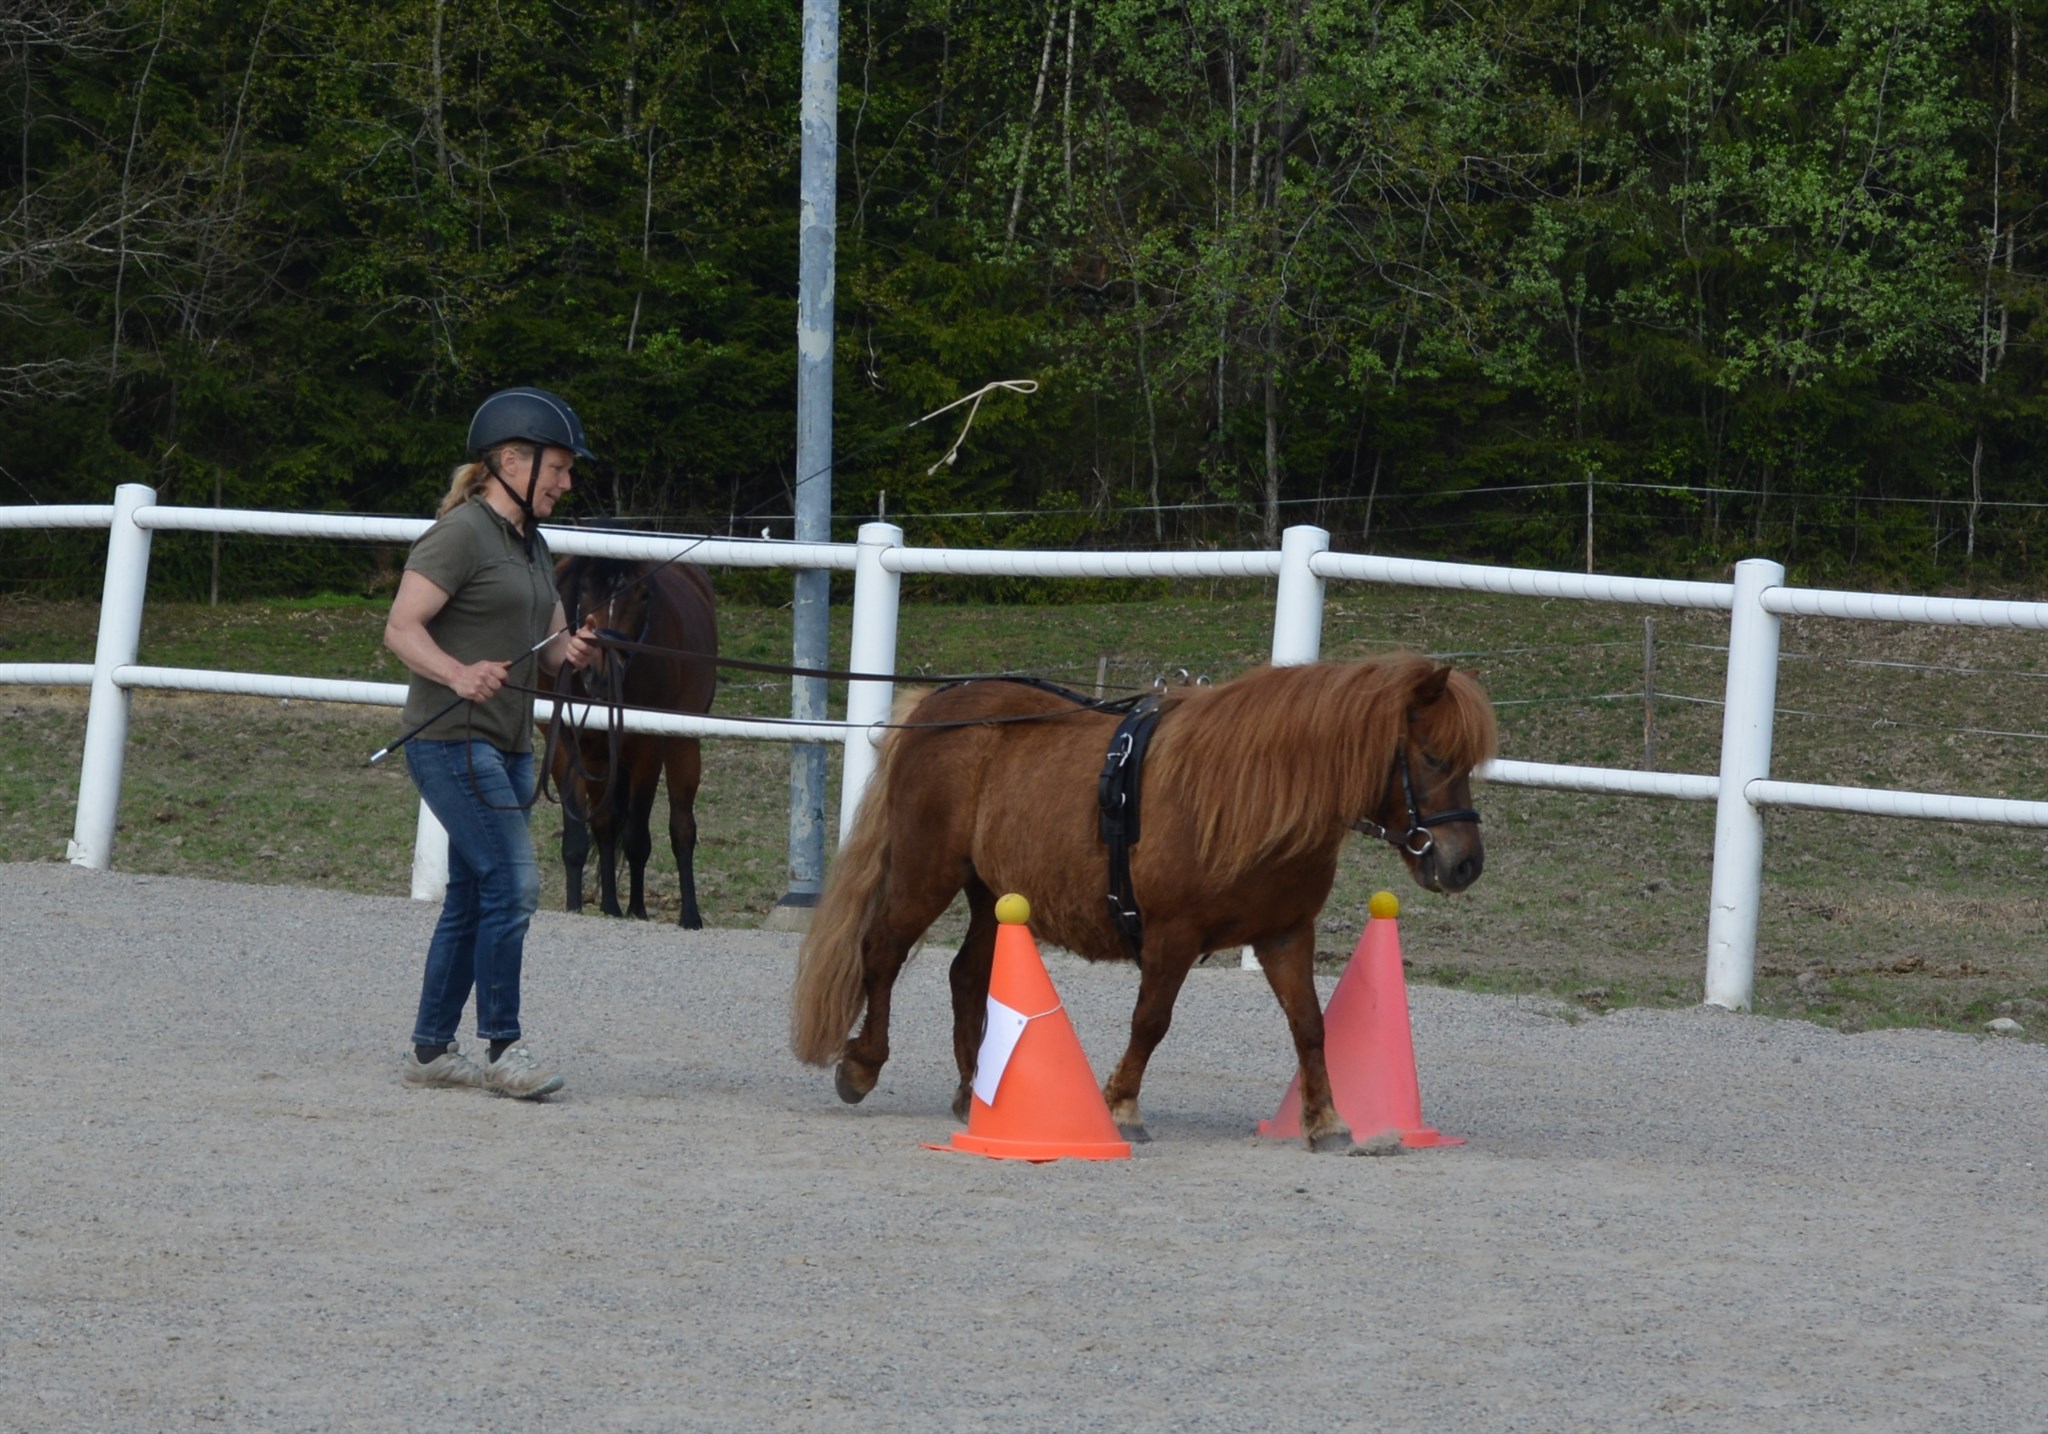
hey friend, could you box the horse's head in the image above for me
[1358,665,1497,895]
[556,557,650,689]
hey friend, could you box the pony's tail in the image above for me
[789,729,903,1067]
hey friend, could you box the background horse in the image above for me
[790,654,1496,1152]
[551,556,718,928]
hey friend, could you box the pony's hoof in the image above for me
[1306,1128,1354,1155]
[1117,1123,1153,1145]
[951,1084,971,1122]
[833,1063,872,1105]
[679,912,703,931]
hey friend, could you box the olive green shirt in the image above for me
[396,496,557,752]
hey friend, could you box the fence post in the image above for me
[1244,524,1332,968]
[1271,524,1329,665]
[68,483,157,870]
[1704,557,1784,1010]
[410,801,449,902]
[840,521,903,843]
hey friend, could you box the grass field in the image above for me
[4,583,2046,1039]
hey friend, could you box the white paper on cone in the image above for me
[971,994,1030,1106]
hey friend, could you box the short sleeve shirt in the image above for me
[396,497,557,752]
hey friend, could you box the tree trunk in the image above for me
[1004,2,1061,254]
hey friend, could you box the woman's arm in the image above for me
[384,570,510,703]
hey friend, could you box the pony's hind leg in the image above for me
[946,882,999,1120]
[836,874,965,1105]
[1256,922,1352,1154]
[1101,942,1199,1144]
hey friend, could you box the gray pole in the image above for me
[769,0,838,930]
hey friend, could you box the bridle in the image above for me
[1349,742,1481,857]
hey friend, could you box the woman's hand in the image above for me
[560,616,600,672]
[449,659,511,703]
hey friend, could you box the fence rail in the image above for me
[6,483,2046,1011]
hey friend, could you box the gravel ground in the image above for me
[4,861,2046,1433]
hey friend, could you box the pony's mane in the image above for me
[1145,654,1496,882]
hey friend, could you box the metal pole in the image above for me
[1704,557,1784,1010]
[69,483,157,869]
[771,0,840,931]
[839,522,902,842]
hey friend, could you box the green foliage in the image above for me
[2,0,2044,594]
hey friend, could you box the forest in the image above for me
[2,0,2043,596]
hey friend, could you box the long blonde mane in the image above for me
[1143,654,1496,884]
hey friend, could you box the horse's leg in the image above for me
[837,866,967,1106]
[664,738,705,930]
[595,778,627,918]
[1100,942,1199,1145]
[620,746,660,921]
[945,880,999,1120]
[1256,922,1353,1154]
[560,775,591,914]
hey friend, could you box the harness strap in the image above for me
[1097,695,1163,959]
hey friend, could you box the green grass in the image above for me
[4,586,2047,1041]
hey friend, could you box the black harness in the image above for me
[1096,695,1164,957]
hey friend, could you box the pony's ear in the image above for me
[1410,664,1454,710]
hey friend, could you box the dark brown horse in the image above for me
[790,654,1496,1152]
[551,556,718,928]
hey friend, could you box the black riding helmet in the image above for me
[466,386,594,543]
[467,386,597,461]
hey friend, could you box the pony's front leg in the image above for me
[946,886,999,1120]
[621,776,657,921]
[666,739,705,930]
[594,783,627,918]
[1101,944,1197,1144]
[1257,924,1352,1154]
[560,807,590,913]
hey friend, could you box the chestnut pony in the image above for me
[550,556,717,927]
[790,654,1497,1153]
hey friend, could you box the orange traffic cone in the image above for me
[1257,891,1463,1149]
[927,894,1131,1162]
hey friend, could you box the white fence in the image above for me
[9,482,2048,1011]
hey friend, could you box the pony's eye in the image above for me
[1419,752,1451,774]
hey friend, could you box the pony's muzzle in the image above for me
[1421,842,1484,894]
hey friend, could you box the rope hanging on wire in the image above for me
[911,379,1039,475]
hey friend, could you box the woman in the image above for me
[384,386,598,1099]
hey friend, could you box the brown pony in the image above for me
[551,556,718,927]
[790,654,1497,1153]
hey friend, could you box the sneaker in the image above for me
[403,1041,486,1090]
[482,1045,565,1100]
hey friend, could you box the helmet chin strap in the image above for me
[484,442,545,555]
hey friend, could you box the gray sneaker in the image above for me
[482,1045,565,1100]
[403,1041,486,1090]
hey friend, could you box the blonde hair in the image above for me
[434,442,518,518]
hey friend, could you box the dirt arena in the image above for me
[5,861,2046,1432]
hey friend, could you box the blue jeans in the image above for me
[405,740,540,1047]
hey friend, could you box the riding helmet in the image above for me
[466,386,596,461]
